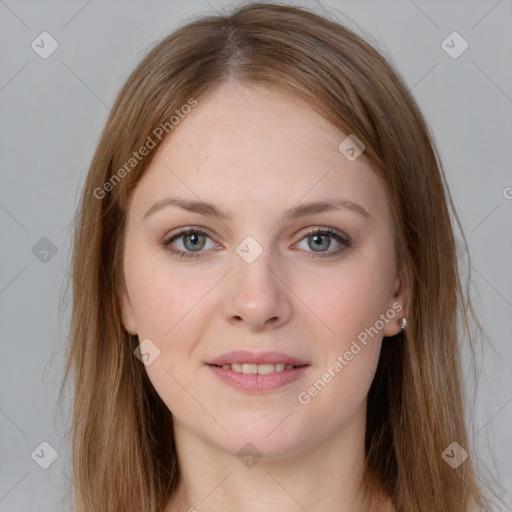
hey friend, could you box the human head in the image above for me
[64,3,491,511]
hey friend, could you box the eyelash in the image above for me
[162,227,351,260]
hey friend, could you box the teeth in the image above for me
[220,363,297,374]
[242,364,258,374]
[257,364,275,375]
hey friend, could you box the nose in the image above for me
[221,247,293,332]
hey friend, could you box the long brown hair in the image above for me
[61,2,499,510]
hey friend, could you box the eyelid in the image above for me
[163,225,350,244]
[163,225,217,242]
[162,225,351,259]
[292,226,351,257]
[162,226,221,255]
[297,226,351,244]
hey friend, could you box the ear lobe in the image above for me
[383,273,409,337]
[118,286,138,335]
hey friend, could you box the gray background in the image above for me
[1,0,511,510]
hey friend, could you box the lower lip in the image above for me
[207,364,310,392]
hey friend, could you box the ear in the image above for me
[118,284,138,335]
[383,270,409,337]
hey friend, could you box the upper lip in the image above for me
[207,350,309,366]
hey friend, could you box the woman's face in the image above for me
[120,82,406,459]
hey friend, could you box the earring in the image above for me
[398,318,407,330]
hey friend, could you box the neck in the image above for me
[165,401,388,512]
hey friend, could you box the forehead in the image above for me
[130,82,389,222]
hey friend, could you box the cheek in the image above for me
[293,250,393,419]
[124,243,211,339]
[296,256,394,348]
[124,252,210,419]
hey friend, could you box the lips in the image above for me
[206,350,310,392]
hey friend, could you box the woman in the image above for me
[62,3,499,511]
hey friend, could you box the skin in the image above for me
[119,81,406,512]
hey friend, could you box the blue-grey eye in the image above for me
[296,228,347,255]
[182,231,207,251]
[308,233,331,252]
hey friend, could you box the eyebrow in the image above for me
[142,196,371,222]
